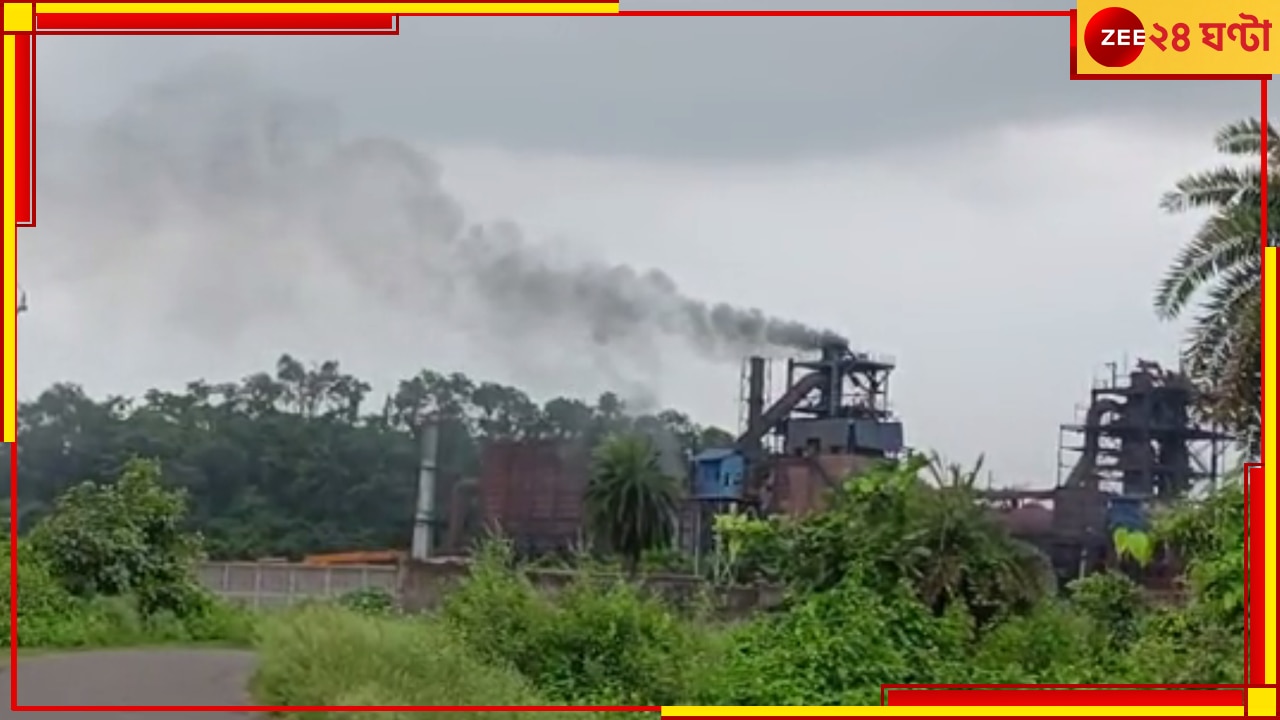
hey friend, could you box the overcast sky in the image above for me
[20,0,1267,487]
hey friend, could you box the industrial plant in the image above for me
[408,338,1230,588]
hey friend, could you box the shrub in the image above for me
[337,587,398,616]
[529,577,713,705]
[444,541,712,706]
[1067,570,1148,647]
[971,600,1113,683]
[700,575,974,706]
[4,458,256,651]
[28,458,209,617]
[1,539,79,647]
[441,541,552,679]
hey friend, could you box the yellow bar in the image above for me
[1265,245,1276,685]
[36,3,618,14]
[661,707,1242,717]
[1248,688,1276,716]
[3,3,33,31]
[3,35,15,443]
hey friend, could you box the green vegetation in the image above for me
[2,459,254,651]
[253,604,595,719]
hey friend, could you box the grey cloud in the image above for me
[35,0,1261,161]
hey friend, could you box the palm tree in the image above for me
[1155,118,1276,456]
[585,434,682,575]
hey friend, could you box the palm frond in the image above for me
[1153,206,1258,318]
[1213,118,1279,158]
[1159,166,1263,214]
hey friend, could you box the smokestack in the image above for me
[411,416,439,562]
[745,356,766,460]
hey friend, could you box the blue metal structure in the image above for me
[691,449,747,501]
[1105,494,1149,532]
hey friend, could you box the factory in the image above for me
[432,339,1229,586]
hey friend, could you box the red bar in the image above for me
[35,13,397,33]
[888,689,1246,707]
[13,32,32,226]
[1247,464,1265,684]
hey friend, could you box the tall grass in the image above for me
[252,604,610,719]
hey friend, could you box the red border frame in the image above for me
[1,3,1272,715]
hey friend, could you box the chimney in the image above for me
[411,416,439,562]
[745,356,766,460]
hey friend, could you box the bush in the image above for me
[1,539,80,646]
[253,604,600,719]
[699,575,974,706]
[1,544,256,649]
[443,541,713,706]
[1115,607,1245,683]
[28,458,209,617]
[337,587,398,616]
[971,601,1112,683]
[4,458,256,651]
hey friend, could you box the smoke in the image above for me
[39,58,846,368]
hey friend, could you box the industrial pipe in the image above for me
[411,415,439,562]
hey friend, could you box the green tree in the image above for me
[27,458,207,615]
[585,434,682,573]
[1155,118,1276,455]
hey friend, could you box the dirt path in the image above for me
[0,648,259,718]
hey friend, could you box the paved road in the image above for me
[0,649,258,718]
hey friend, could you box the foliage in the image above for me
[1114,606,1245,684]
[1112,527,1155,567]
[767,455,1052,625]
[3,460,255,650]
[970,601,1112,683]
[701,575,975,705]
[252,604,597,720]
[337,587,398,616]
[1068,571,1147,647]
[1152,478,1246,631]
[585,435,683,573]
[5,357,731,560]
[443,541,712,706]
[710,510,788,584]
[1155,118,1275,454]
[28,458,211,616]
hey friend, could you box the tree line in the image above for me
[5,354,732,560]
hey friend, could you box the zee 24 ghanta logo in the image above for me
[1083,6,1272,67]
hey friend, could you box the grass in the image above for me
[251,604,612,720]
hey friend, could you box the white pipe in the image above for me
[411,417,439,562]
